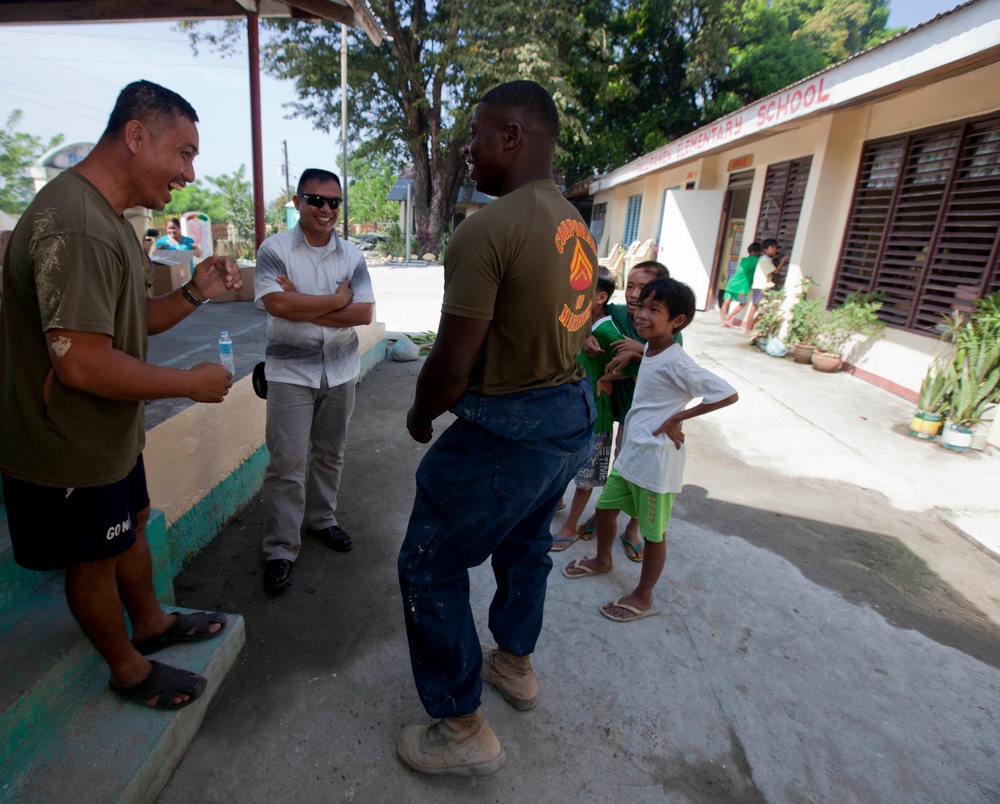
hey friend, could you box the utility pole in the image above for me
[282,139,291,201]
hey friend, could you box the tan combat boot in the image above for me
[481,643,538,711]
[395,708,506,777]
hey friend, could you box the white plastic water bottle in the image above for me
[219,331,235,374]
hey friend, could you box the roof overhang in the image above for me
[0,0,386,44]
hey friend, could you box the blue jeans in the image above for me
[398,380,595,718]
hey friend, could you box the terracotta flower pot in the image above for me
[811,350,843,372]
[791,343,817,364]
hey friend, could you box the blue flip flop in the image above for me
[549,533,579,553]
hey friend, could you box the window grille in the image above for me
[831,114,1000,335]
[590,202,607,244]
[754,156,812,258]
[623,194,642,246]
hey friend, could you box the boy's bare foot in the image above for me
[549,523,580,552]
[600,592,661,623]
[562,556,612,579]
[621,521,644,561]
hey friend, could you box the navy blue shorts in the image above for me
[2,456,150,571]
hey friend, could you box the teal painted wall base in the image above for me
[359,339,387,382]
[163,444,269,581]
[145,509,174,605]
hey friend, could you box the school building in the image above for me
[586,0,1000,399]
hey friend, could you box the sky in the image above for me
[0,1,970,202]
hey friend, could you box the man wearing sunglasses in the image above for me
[253,168,375,593]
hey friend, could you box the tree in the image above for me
[266,194,290,234]
[557,0,700,185]
[163,180,228,222]
[688,0,899,121]
[210,165,255,257]
[187,3,579,240]
[347,152,400,227]
[0,110,64,213]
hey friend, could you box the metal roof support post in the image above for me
[405,182,412,266]
[341,22,349,241]
[247,11,266,251]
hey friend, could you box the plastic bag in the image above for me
[764,337,787,357]
[390,335,421,362]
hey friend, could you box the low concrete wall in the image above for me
[145,322,386,586]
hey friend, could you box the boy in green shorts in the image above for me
[563,277,738,622]
[551,267,634,552]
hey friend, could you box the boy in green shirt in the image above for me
[551,267,634,551]
[720,241,760,327]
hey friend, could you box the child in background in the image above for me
[563,277,738,622]
[551,267,634,552]
[743,238,788,335]
[720,242,760,328]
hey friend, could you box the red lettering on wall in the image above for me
[817,76,830,103]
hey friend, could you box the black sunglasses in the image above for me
[300,193,343,210]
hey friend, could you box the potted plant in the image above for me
[933,295,1000,451]
[941,331,1000,452]
[812,293,885,372]
[785,276,821,363]
[788,299,823,363]
[908,359,953,440]
[752,288,786,353]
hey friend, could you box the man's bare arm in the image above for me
[310,302,374,328]
[147,255,242,335]
[261,278,353,322]
[46,329,232,403]
[406,313,491,443]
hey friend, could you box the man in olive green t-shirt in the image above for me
[395,81,597,776]
[0,81,242,711]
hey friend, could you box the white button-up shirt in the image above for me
[254,226,375,388]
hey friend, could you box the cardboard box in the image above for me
[149,261,190,297]
[211,266,255,303]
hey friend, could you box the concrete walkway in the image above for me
[158,265,1000,803]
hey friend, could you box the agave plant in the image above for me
[947,332,1000,426]
[917,359,954,414]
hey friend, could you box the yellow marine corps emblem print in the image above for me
[555,218,597,332]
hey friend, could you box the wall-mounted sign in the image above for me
[727,155,754,171]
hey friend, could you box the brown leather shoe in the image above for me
[396,708,506,776]
[481,643,538,711]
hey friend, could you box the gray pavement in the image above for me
[157,264,1000,803]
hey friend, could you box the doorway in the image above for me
[709,170,755,308]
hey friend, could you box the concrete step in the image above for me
[0,508,173,621]
[0,508,48,615]
[0,600,245,803]
[0,576,102,767]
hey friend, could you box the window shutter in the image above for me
[623,194,642,246]
[832,114,1000,336]
[755,157,812,259]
